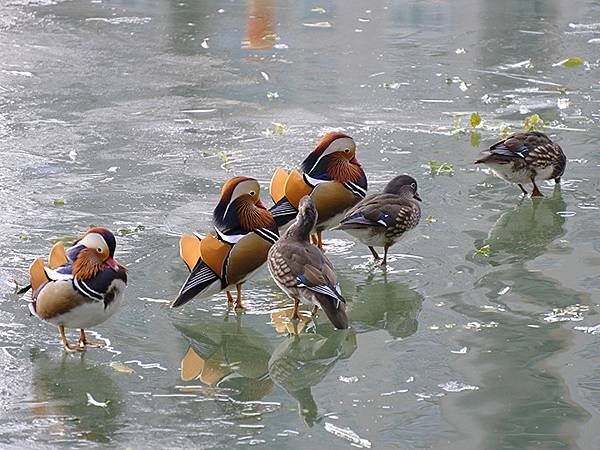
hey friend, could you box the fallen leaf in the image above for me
[553,57,583,68]
[474,244,491,257]
[470,112,481,128]
[523,113,547,132]
[49,235,77,245]
[429,160,454,176]
[110,362,135,374]
[53,198,65,206]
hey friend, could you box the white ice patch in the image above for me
[438,381,480,392]
[324,422,371,448]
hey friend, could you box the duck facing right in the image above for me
[334,175,422,266]
[474,131,566,197]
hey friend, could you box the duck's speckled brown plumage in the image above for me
[475,131,566,196]
[336,175,421,264]
[268,196,348,329]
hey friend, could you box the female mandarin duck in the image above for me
[19,227,127,352]
[173,176,279,310]
[269,131,367,249]
[268,196,348,329]
[335,175,422,265]
[475,131,566,197]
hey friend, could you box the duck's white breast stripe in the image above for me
[254,228,278,244]
[343,181,367,198]
[73,278,103,301]
[214,226,246,244]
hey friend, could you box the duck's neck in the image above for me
[283,209,316,242]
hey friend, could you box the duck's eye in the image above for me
[249,190,256,196]
[344,148,350,153]
[411,183,416,189]
[97,248,103,253]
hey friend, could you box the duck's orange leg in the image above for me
[531,178,543,197]
[234,284,245,310]
[292,298,301,320]
[316,230,324,251]
[226,290,234,305]
[59,325,84,352]
[78,329,105,348]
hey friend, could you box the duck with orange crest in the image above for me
[18,227,127,352]
[173,176,279,310]
[269,131,367,249]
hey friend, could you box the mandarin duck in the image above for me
[267,196,349,329]
[172,176,279,309]
[269,131,367,249]
[335,175,421,265]
[474,131,566,197]
[18,227,127,352]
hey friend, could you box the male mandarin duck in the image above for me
[172,176,279,310]
[474,131,566,197]
[19,227,127,352]
[335,175,422,265]
[269,131,367,249]
[268,196,349,329]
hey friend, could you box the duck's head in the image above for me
[68,227,123,279]
[301,132,363,183]
[384,175,422,201]
[214,176,274,232]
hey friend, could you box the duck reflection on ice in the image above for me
[268,326,356,427]
[28,348,122,444]
[348,274,423,339]
[175,317,274,402]
[242,0,275,49]
[477,187,567,265]
[474,188,587,308]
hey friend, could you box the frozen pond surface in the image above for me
[1,0,600,448]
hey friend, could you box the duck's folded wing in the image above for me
[269,198,298,227]
[296,263,345,308]
[339,198,418,230]
[289,247,345,306]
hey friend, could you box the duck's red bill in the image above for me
[106,257,119,271]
